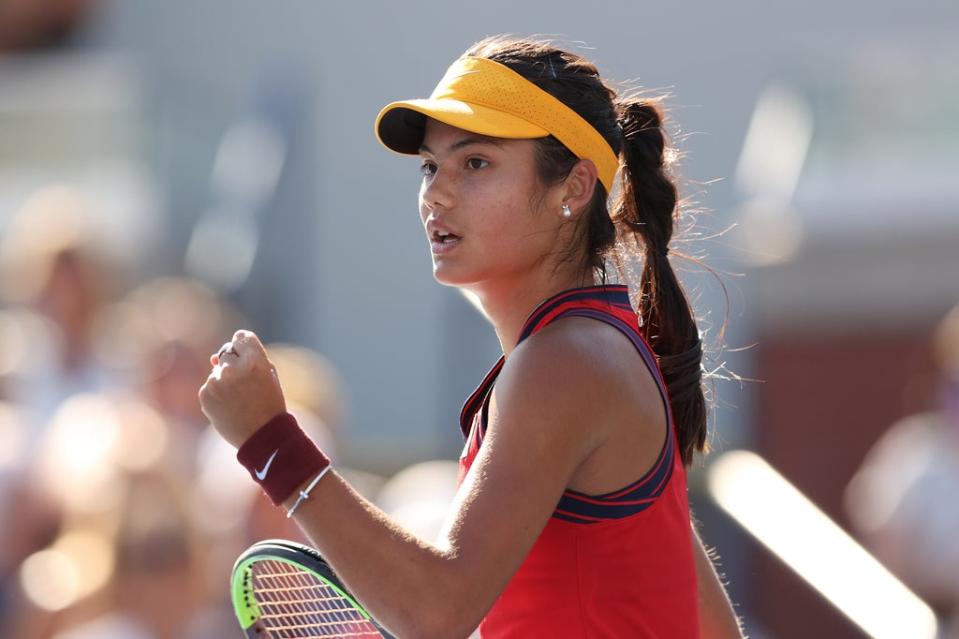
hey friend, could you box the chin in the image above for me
[432,259,515,292]
[430,262,469,287]
[432,270,466,287]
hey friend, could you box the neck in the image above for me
[465,269,597,358]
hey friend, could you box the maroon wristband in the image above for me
[236,412,330,505]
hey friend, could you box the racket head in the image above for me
[231,538,394,638]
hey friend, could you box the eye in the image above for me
[466,157,489,170]
[420,160,437,177]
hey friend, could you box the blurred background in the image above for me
[0,1,957,637]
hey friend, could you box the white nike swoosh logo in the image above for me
[255,449,279,481]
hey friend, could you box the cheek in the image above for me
[475,194,543,259]
[472,193,519,238]
[496,181,544,231]
[478,175,537,224]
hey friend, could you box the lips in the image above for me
[430,237,461,254]
[428,224,462,255]
[426,220,462,244]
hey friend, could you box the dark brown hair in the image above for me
[465,36,714,465]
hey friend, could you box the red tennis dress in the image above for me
[458,284,700,638]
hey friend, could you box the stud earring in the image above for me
[562,204,572,218]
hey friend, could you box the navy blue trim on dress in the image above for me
[546,307,676,524]
[517,284,632,345]
[456,283,678,524]
[458,285,630,439]
[459,358,504,439]
[554,426,674,524]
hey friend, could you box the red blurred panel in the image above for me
[753,331,931,638]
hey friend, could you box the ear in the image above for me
[560,159,600,215]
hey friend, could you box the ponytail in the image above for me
[613,97,707,465]
[466,36,715,466]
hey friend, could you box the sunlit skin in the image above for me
[417,118,597,357]
[199,118,744,638]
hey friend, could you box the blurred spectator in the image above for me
[846,301,959,636]
[0,185,130,456]
[0,402,61,639]
[0,393,168,638]
[93,277,242,475]
[0,186,130,639]
[46,470,231,639]
[0,390,238,639]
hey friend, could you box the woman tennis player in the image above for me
[200,36,744,638]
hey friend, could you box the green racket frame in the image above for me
[231,538,394,638]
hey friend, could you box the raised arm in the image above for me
[200,329,609,638]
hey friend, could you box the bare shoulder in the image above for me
[504,315,636,389]
[439,320,643,619]
[492,317,632,449]
[491,315,668,495]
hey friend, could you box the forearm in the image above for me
[692,525,745,639]
[282,470,480,639]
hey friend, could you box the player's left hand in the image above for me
[199,329,287,449]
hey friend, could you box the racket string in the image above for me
[251,559,383,638]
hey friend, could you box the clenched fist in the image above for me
[199,330,287,449]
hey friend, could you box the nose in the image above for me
[420,165,454,214]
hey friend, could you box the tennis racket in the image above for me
[231,539,395,638]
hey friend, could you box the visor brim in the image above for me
[375,98,549,155]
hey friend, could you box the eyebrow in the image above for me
[419,135,504,155]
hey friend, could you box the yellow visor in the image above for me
[375,56,619,194]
